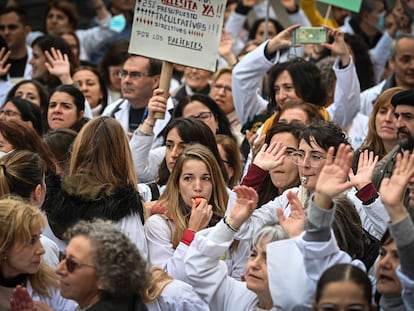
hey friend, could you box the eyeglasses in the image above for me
[291,151,326,167]
[212,84,232,93]
[0,110,21,117]
[191,111,213,121]
[0,24,19,31]
[59,252,95,273]
[316,304,370,311]
[118,70,150,80]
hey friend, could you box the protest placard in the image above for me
[317,0,362,12]
[129,0,227,72]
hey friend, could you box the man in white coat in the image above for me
[102,54,161,137]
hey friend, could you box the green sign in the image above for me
[317,0,362,12]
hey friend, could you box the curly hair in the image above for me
[65,219,151,298]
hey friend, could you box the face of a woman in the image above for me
[165,128,188,173]
[279,108,309,124]
[0,102,23,123]
[48,91,83,129]
[0,131,14,153]
[375,104,397,144]
[108,65,123,91]
[55,235,100,308]
[29,45,48,80]
[297,137,327,192]
[179,159,213,207]
[274,71,299,109]
[183,67,212,91]
[376,239,402,297]
[313,280,370,311]
[210,72,234,115]
[46,8,71,34]
[61,33,79,58]
[255,21,277,43]
[73,70,103,109]
[182,101,218,134]
[245,236,271,298]
[269,132,299,193]
[14,83,41,106]
[2,225,45,278]
[217,143,233,182]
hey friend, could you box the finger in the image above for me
[57,48,63,60]
[44,50,53,63]
[50,47,58,59]
[276,207,286,223]
[259,142,268,154]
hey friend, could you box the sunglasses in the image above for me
[59,252,95,273]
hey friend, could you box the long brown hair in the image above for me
[69,116,137,189]
[160,144,228,248]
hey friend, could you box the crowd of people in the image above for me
[0,0,414,310]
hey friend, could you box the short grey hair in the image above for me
[251,225,287,249]
[390,34,414,60]
[65,219,151,297]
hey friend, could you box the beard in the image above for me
[398,128,414,150]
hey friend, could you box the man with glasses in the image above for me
[102,54,161,137]
[0,6,32,80]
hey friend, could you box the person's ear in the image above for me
[78,110,84,119]
[31,184,43,205]
[97,279,106,291]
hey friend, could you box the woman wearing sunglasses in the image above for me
[0,197,76,311]
[53,219,149,311]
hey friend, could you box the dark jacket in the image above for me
[87,295,148,311]
[42,173,145,240]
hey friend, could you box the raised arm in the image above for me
[130,88,167,182]
[348,150,389,239]
[185,186,258,309]
[324,28,360,129]
[232,24,300,126]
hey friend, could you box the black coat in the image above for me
[41,173,145,240]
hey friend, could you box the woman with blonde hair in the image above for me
[0,197,76,310]
[42,116,147,257]
[145,144,236,281]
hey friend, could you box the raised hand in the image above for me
[147,88,167,120]
[380,151,414,223]
[314,144,356,209]
[10,285,36,311]
[226,185,258,230]
[218,31,236,65]
[0,47,11,76]
[277,190,306,238]
[348,150,379,190]
[188,198,213,232]
[253,141,287,171]
[249,133,265,159]
[266,24,301,55]
[322,27,350,66]
[44,47,72,84]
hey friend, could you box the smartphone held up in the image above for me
[293,27,328,44]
